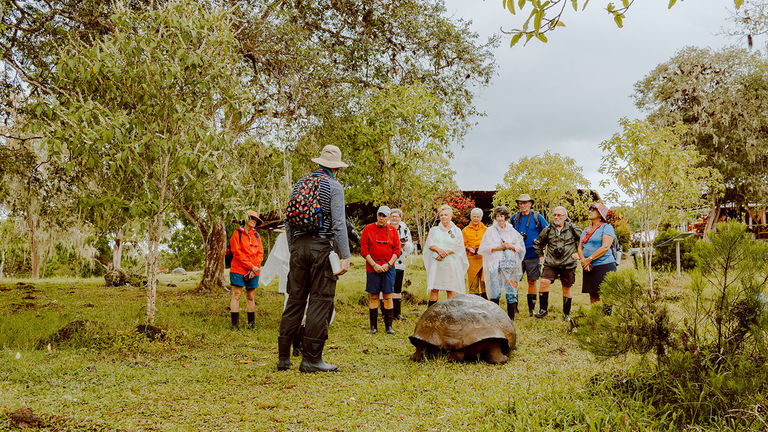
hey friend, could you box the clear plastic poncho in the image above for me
[259,232,289,294]
[478,221,526,300]
[423,222,469,294]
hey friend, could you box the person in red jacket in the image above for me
[360,206,401,335]
[229,210,264,330]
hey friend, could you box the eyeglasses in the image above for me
[553,213,567,217]
[589,205,598,211]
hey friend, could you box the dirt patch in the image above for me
[402,290,426,305]
[36,319,95,349]
[7,406,126,431]
[22,293,37,300]
[10,302,38,313]
[15,282,38,291]
[136,324,166,341]
[0,283,10,292]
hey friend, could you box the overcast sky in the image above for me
[442,0,742,202]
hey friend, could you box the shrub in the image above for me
[652,228,696,271]
[577,221,768,428]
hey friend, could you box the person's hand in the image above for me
[571,253,579,260]
[438,249,448,258]
[467,247,475,255]
[539,256,545,264]
[334,258,351,276]
[373,263,384,273]
[251,265,260,273]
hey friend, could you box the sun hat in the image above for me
[311,145,349,169]
[589,203,609,221]
[516,193,534,204]
[377,205,391,216]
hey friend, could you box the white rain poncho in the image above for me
[259,232,289,294]
[423,222,469,293]
[478,221,526,300]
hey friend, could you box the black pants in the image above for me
[279,236,338,341]
[393,269,404,294]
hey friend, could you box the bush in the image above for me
[577,221,768,428]
[652,228,696,271]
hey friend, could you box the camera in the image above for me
[400,237,407,243]
[552,247,565,259]
[521,232,527,240]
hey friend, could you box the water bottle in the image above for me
[329,250,341,274]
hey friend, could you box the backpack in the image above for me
[224,230,240,269]
[511,211,543,233]
[610,230,622,262]
[284,175,327,232]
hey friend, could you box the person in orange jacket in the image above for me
[229,210,264,330]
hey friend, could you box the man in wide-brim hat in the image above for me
[510,193,549,317]
[277,144,351,373]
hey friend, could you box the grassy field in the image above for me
[1,256,663,431]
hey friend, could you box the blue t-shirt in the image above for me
[512,212,549,259]
[581,223,616,266]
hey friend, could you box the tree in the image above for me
[493,151,592,222]
[634,47,768,232]
[599,118,721,292]
[36,1,256,323]
[498,0,745,46]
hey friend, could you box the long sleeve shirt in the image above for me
[360,223,401,272]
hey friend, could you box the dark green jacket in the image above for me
[532,221,582,269]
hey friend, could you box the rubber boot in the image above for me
[563,297,572,318]
[247,312,255,329]
[527,294,537,317]
[489,298,500,305]
[299,337,338,373]
[507,302,517,321]
[230,312,240,330]
[428,300,437,308]
[480,292,488,300]
[383,308,395,334]
[380,302,386,322]
[393,299,403,320]
[535,292,549,318]
[277,336,292,371]
[368,308,378,334]
[292,326,304,356]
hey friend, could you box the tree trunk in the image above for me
[40,243,52,279]
[26,213,41,280]
[146,215,162,324]
[113,227,124,269]
[705,198,721,233]
[197,218,226,292]
[0,250,5,278]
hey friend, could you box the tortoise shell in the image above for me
[409,294,517,353]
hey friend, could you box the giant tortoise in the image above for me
[409,294,517,364]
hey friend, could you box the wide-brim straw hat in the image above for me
[516,193,534,204]
[311,145,349,169]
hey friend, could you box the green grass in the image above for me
[0,258,685,431]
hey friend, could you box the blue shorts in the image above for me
[365,268,396,294]
[230,272,259,290]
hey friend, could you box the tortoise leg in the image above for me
[411,345,425,362]
[483,343,509,364]
[449,350,466,362]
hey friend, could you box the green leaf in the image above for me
[735,0,744,8]
[571,0,578,11]
[614,14,623,28]
[534,11,542,32]
[582,0,590,10]
[622,0,629,7]
[510,33,524,47]
[668,0,677,7]
[505,0,516,14]
[518,0,526,9]
[536,33,548,42]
